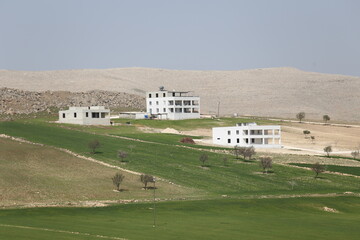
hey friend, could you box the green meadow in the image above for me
[1,117,360,239]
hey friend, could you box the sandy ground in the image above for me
[1,67,359,122]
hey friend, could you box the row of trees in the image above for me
[296,112,330,124]
[112,173,155,191]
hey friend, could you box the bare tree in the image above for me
[88,139,101,154]
[117,150,128,162]
[244,146,256,160]
[323,115,330,124]
[288,180,297,190]
[259,156,272,173]
[140,174,155,189]
[351,150,360,160]
[112,173,125,191]
[222,156,228,166]
[233,145,241,159]
[296,112,305,123]
[303,130,311,138]
[311,162,326,178]
[199,153,209,167]
[323,146,332,157]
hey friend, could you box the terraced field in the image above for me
[1,117,360,239]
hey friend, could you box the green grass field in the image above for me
[290,163,360,176]
[0,197,360,240]
[1,117,360,239]
[2,120,360,197]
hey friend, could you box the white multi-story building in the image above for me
[146,87,200,120]
[58,106,110,125]
[212,123,281,148]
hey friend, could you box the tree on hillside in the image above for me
[140,174,155,189]
[233,145,241,159]
[351,150,360,160]
[199,153,209,167]
[296,112,305,123]
[259,156,272,174]
[117,150,128,162]
[303,130,311,138]
[112,173,125,191]
[323,146,332,157]
[88,139,101,154]
[222,156,228,166]
[311,162,326,178]
[323,115,330,124]
[310,136,315,144]
[244,146,256,160]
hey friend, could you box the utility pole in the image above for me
[217,101,220,117]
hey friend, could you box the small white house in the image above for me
[146,87,200,120]
[59,106,110,125]
[212,123,281,148]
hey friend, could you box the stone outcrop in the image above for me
[0,88,145,115]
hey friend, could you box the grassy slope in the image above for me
[0,138,197,206]
[290,163,360,176]
[1,120,360,198]
[0,197,360,240]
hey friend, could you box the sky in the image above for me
[0,0,359,76]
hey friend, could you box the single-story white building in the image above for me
[212,122,281,148]
[118,112,149,119]
[59,106,110,125]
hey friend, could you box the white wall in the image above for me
[59,107,110,125]
[146,91,200,120]
[212,125,281,148]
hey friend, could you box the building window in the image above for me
[236,130,239,135]
[172,92,175,97]
[169,108,174,113]
[101,113,106,118]
[217,138,220,140]
[163,93,166,97]
[149,101,152,105]
[92,112,100,118]
[184,108,191,113]
[251,139,255,143]
[62,113,65,118]
[168,100,174,105]
[156,93,159,97]
[192,108,199,113]
[163,108,166,112]
[149,94,152,98]
[237,138,240,143]
[156,101,159,105]
[150,109,152,114]
[228,130,231,135]
[86,112,88,117]
[175,100,182,106]
[245,139,249,144]
[156,108,159,113]
[228,139,231,143]
[74,113,77,118]
[175,108,182,113]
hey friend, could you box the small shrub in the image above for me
[311,162,326,178]
[88,139,100,154]
[112,173,125,191]
[259,156,272,173]
[140,174,155,189]
[199,153,209,167]
[180,137,195,144]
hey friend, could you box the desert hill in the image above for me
[0,67,359,122]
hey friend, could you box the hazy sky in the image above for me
[1,0,359,76]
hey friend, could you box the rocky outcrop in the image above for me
[0,88,145,115]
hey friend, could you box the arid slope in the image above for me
[0,67,359,122]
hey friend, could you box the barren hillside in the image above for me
[0,67,359,122]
